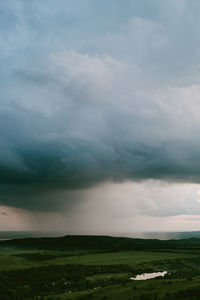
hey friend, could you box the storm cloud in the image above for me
[1,0,200,213]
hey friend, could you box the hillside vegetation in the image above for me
[1,235,200,299]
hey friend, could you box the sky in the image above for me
[1,0,200,234]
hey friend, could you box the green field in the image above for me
[1,235,200,299]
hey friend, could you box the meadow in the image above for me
[1,235,200,299]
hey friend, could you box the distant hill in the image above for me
[1,235,200,251]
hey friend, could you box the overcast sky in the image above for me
[1,0,200,234]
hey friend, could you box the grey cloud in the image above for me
[1,1,200,213]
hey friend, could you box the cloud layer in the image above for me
[1,1,200,214]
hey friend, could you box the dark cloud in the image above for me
[1,102,200,212]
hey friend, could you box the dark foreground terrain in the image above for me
[1,235,200,299]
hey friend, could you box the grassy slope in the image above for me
[1,235,200,299]
[0,249,196,271]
